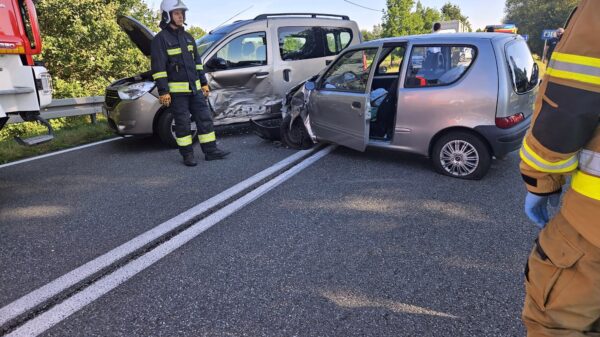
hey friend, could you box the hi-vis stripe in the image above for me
[520,138,579,173]
[580,150,600,176]
[571,170,600,201]
[167,47,182,56]
[176,135,193,147]
[196,64,204,71]
[547,52,600,86]
[199,132,216,144]
[152,71,167,80]
[188,45,194,52]
[169,82,191,93]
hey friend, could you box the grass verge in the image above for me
[0,114,115,164]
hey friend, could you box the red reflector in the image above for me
[496,113,525,129]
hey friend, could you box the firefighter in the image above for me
[151,0,229,166]
[520,1,600,335]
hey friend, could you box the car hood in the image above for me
[117,15,155,57]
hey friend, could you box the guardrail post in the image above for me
[90,113,97,124]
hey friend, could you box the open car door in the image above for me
[308,48,379,151]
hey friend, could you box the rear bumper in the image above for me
[475,114,531,158]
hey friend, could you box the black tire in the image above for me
[431,131,491,180]
[280,114,314,150]
[156,110,198,148]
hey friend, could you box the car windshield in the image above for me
[196,33,226,56]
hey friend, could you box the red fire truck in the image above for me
[0,0,53,145]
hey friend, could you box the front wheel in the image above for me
[431,131,491,180]
[156,110,198,148]
[280,114,314,150]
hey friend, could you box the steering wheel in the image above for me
[342,71,358,81]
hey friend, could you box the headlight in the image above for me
[117,82,155,100]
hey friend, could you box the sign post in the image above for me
[541,29,556,63]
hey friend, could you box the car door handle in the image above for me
[255,72,269,79]
[283,69,291,82]
[352,101,362,109]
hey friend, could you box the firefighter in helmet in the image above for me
[151,0,229,166]
[520,1,600,335]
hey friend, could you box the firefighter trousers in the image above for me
[171,94,217,156]
[523,212,600,336]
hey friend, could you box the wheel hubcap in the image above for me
[440,140,479,176]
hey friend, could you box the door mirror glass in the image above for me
[207,57,228,70]
[304,81,316,91]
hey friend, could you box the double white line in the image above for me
[1,145,336,337]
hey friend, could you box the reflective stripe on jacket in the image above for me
[519,0,600,247]
[150,25,207,96]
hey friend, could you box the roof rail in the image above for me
[254,13,350,21]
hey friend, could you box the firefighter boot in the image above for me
[182,153,197,166]
[202,141,230,161]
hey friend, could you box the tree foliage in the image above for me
[441,2,472,31]
[382,0,467,38]
[36,0,160,98]
[361,24,383,41]
[504,0,577,55]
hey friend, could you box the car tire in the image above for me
[156,110,198,148]
[280,114,313,150]
[431,131,491,180]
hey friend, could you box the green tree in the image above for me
[504,0,577,55]
[415,1,441,34]
[441,2,472,31]
[382,0,421,37]
[187,26,207,40]
[36,0,160,98]
[361,24,383,41]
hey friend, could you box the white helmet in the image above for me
[160,0,188,26]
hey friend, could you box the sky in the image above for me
[144,0,507,32]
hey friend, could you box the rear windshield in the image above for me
[505,40,538,94]
[196,33,226,56]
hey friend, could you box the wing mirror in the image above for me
[206,57,228,70]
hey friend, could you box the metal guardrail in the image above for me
[7,96,105,124]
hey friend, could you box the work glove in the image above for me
[201,85,210,97]
[524,191,561,229]
[159,93,171,107]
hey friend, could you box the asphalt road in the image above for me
[0,135,540,336]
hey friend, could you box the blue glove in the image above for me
[524,192,561,229]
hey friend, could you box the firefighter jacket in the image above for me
[520,0,600,246]
[151,25,207,96]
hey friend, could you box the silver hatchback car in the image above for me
[280,33,539,179]
[104,14,361,147]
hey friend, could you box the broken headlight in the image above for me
[118,81,155,100]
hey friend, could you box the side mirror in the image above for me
[304,81,316,91]
[206,57,227,70]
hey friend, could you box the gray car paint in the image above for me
[299,33,537,157]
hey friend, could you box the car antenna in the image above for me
[213,5,254,30]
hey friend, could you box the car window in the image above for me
[324,28,353,56]
[279,27,321,61]
[196,33,226,56]
[376,45,406,75]
[214,32,267,69]
[321,48,378,93]
[505,40,538,94]
[405,45,476,88]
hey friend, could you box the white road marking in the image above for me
[6,145,336,337]
[0,146,320,327]
[0,137,126,169]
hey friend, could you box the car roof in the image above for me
[209,14,357,34]
[354,32,519,49]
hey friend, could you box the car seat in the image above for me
[370,76,400,139]
[255,45,266,62]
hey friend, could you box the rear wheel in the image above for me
[156,110,198,148]
[280,114,314,150]
[431,131,491,180]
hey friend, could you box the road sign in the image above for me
[542,29,556,40]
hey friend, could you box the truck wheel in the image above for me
[156,110,198,148]
[280,114,314,150]
[431,131,491,180]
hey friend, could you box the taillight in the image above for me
[496,112,525,129]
